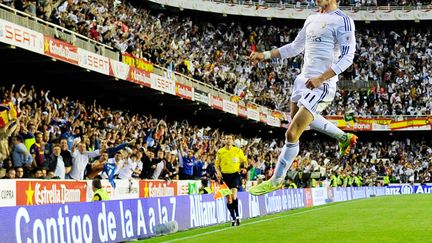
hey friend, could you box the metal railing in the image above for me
[0,4,119,60]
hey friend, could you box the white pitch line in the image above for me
[163,200,359,243]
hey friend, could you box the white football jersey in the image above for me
[279,9,356,80]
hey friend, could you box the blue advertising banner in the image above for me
[0,186,399,242]
[385,184,432,195]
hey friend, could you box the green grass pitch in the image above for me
[140,194,432,243]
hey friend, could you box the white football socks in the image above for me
[310,114,347,141]
[271,141,299,186]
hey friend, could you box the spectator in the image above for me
[178,146,196,180]
[139,147,158,179]
[101,150,123,179]
[162,150,178,180]
[11,135,33,169]
[117,151,139,180]
[15,166,24,179]
[2,168,16,179]
[30,132,45,168]
[44,144,66,179]
[70,142,100,180]
[151,149,166,179]
[31,167,44,179]
[88,151,109,179]
[59,138,73,177]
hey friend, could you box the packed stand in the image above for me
[0,0,431,114]
[1,85,431,188]
[201,0,432,7]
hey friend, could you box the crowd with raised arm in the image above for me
[0,85,431,187]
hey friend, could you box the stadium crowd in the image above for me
[1,0,431,115]
[0,85,431,188]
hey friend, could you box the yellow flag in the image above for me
[213,182,232,200]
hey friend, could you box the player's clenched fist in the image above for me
[249,52,265,63]
[306,76,325,89]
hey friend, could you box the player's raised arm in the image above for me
[250,19,309,63]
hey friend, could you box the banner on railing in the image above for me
[86,179,140,201]
[223,99,238,115]
[326,116,432,131]
[238,105,248,118]
[260,112,268,124]
[122,53,154,73]
[44,36,79,64]
[139,180,178,198]
[0,180,16,206]
[194,89,209,105]
[151,74,176,95]
[130,67,152,87]
[210,95,223,110]
[16,180,87,206]
[272,110,287,121]
[247,103,260,121]
[175,82,194,100]
[267,115,281,127]
[78,48,110,75]
[0,19,44,54]
[109,59,130,80]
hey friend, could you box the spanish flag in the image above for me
[213,182,232,200]
[0,102,17,128]
[0,110,7,128]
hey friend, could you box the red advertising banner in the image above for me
[176,82,194,100]
[130,67,152,87]
[16,180,87,206]
[139,180,178,198]
[304,188,313,207]
[44,36,79,64]
[122,53,154,73]
[238,105,248,118]
[210,95,223,110]
[272,110,286,121]
[352,122,372,131]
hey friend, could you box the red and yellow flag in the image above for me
[213,182,232,200]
